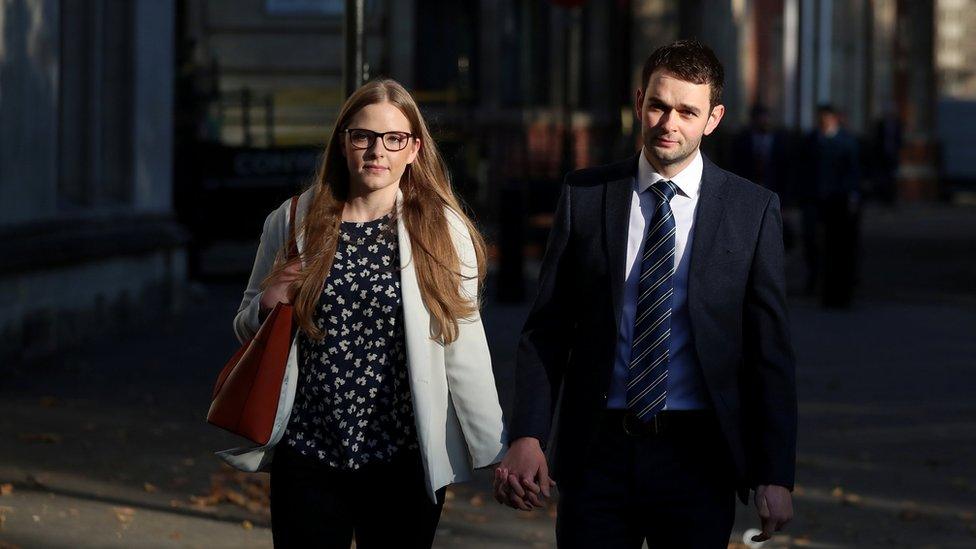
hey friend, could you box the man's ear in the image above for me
[703,104,726,136]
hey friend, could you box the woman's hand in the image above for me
[259,261,301,319]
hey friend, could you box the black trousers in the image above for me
[270,445,445,549]
[556,410,737,549]
[802,196,860,306]
[820,195,859,308]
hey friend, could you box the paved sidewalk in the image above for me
[1,203,974,548]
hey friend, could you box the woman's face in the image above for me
[341,101,420,196]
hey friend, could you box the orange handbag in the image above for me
[207,196,299,445]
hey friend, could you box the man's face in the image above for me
[636,69,724,171]
[817,111,839,134]
[754,112,771,132]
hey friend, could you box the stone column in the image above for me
[894,0,938,200]
[133,0,175,213]
[0,0,60,225]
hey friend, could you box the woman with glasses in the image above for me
[222,79,506,548]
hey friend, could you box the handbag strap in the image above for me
[286,195,299,260]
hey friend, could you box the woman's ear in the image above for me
[407,137,421,165]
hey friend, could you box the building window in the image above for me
[414,0,479,104]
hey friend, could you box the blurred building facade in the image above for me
[176,0,633,229]
[2,0,962,358]
[935,0,976,190]
[692,0,938,200]
[0,0,184,361]
[176,1,950,220]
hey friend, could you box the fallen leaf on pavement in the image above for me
[189,494,221,507]
[242,520,253,530]
[461,512,489,524]
[225,490,248,507]
[0,485,11,497]
[18,433,61,444]
[842,493,862,506]
[169,531,182,540]
[112,507,135,525]
[469,493,485,507]
[243,482,266,499]
[183,469,272,516]
[898,508,920,521]
[143,483,158,493]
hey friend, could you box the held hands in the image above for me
[492,437,556,511]
[752,484,793,542]
[258,261,302,318]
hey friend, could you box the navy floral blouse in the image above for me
[282,213,419,469]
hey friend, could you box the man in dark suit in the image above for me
[493,40,797,548]
[799,104,862,307]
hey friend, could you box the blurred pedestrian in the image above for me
[871,105,902,205]
[221,79,506,548]
[732,104,790,195]
[800,104,861,307]
[732,103,795,249]
[495,40,797,548]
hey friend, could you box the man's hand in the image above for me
[752,484,793,542]
[492,437,555,511]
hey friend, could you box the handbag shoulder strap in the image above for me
[286,195,299,260]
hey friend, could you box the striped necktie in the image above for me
[627,179,678,421]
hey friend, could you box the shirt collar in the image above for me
[637,147,703,199]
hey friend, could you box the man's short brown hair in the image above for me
[641,39,724,108]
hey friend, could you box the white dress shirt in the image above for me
[607,148,710,410]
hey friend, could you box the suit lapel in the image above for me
[395,190,432,389]
[688,155,730,311]
[605,155,640,326]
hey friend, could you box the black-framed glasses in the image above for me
[344,128,415,152]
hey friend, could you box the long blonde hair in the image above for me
[262,79,486,344]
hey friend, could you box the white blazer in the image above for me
[218,187,507,502]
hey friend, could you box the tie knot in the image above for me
[652,179,678,202]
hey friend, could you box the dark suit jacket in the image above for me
[510,153,797,501]
[731,128,792,199]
